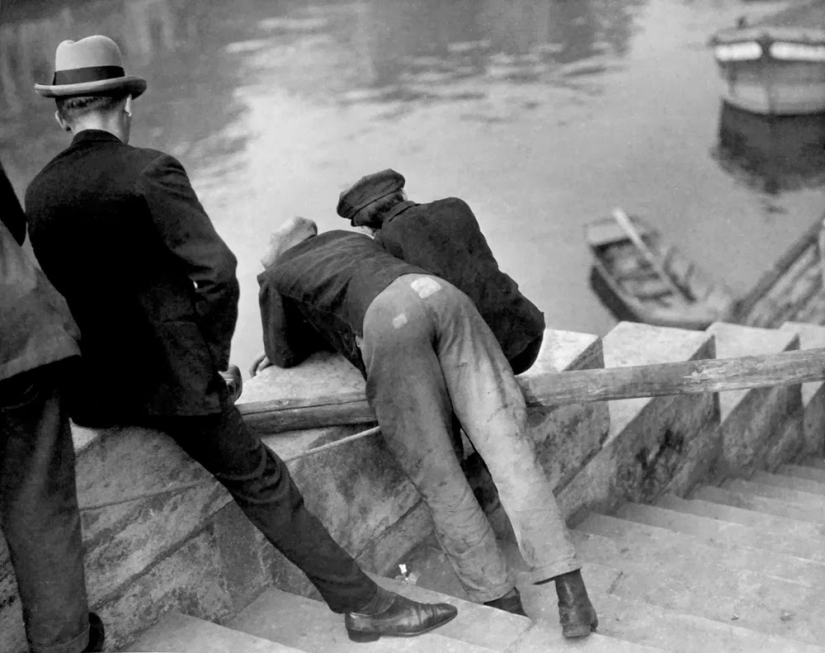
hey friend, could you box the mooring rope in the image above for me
[78,425,381,511]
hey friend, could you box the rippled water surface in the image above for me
[2,0,824,371]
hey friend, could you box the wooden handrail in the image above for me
[239,348,825,433]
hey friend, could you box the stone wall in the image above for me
[0,322,819,652]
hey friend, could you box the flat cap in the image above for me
[337,169,405,222]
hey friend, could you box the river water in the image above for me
[2,0,824,373]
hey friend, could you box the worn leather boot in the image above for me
[345,586,458,642]
[484,587,528,617]
[555,570,598,638]
[83,612,105,653]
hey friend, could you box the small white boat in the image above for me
[710,2,825,115]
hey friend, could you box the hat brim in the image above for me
[34,76,146,99]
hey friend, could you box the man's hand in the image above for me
[219,364,243,402]
[249,352,272,378]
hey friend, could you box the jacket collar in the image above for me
[71,129,123,146]
[384,200,416,223]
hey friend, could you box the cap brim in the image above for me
[34,76,147,99]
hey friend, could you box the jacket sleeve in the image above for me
[137,154,239,371]
[0,161,26,246]
[258,271,326,368]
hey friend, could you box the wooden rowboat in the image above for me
[586,211,738,330]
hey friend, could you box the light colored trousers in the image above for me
[361,274,580,603]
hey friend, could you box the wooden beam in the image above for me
[238,348,825,434]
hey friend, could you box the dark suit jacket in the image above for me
[375,198,545,366]
[258,231,422,375]
[26,130,238,423]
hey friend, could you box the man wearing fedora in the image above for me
[0,160,104,653]
[256,217,598,639]
[25,35,457,644]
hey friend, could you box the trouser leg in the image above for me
[425,281,581,583]
[361,275,512,603]
[0,363,90,653]
[151,400,377,614]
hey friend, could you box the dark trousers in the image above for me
[0,361,90,653]
[143,397,377,614]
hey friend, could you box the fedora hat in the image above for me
[34,35,146,99]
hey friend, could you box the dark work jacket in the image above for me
[0,161,79,382]
[25,130,238,423]
[375,198,546,364]
[258,231,423,375]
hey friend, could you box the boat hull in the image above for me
[716,57,825,115]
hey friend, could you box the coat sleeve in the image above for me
[137,154,239,371]
[0,161,26,246]
[258,271,326,368]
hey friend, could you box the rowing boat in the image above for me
[586,211,738,330]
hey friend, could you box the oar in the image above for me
[612,208,691,301]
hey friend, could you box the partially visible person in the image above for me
[0,160,104,653]
[336,169,547,509]
[256,217,598,639]
[336,169,546,375]
[26,35,456,644]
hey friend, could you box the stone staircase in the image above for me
[129,456,825,652]
[121,319,825,652]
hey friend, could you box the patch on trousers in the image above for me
[410,277,442,299]
[393,313,408,329]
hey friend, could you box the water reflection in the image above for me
[712,102,825,195]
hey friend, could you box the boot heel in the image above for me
[347,629,380,643]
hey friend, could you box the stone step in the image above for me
[751,470,825,496]
[576,538,825,645]
[800,458,825,471]
[228,584,497,653]
[589,591,825,653]
[618,498,825,564]
[226,578,659,653]
[655,494,825,556]
[706,322,803,474]
[693,484,825,525]
[128,612,306,652]
[723,477,825,513]
[777,463,825,484]
[575,511,825,586]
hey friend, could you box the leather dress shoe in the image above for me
[345,588,458,642]
[484,588,528,617]
[555,570,598,638]
[83,612,105,653]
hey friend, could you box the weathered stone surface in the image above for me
[724,477,825,509]
[578,510,825,583]
[707,322,804,475]
[781,322,825,456]
[229,586,498,653]
[588,592,825,653]
[130,612,305,652]
[750,470,825,496]
[575,531,825,645]
[694,484,825,525]
[778,463,825,484]
[558,322,718,523]
[656,493,825,553]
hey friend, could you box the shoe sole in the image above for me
[346,610,458,643]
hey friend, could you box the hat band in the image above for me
[52,65,126,86]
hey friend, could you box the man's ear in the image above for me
[54,110,71,132]
[124,95,133,117]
